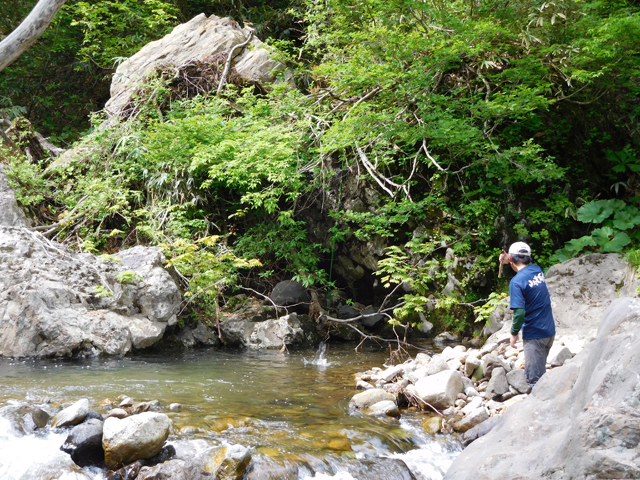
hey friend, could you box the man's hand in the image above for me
[499,249,510,265]
[510,334,518,349]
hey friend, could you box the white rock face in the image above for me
[103,412,172,468]
[105,14,283,118]
[0,227,181,358]
[414,370,463,410]
[445,297,640,480]
[51,399,90,428]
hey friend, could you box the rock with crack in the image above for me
[0,226,182,358]
[105,14,284,119]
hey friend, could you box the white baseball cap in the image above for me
[508,242,532,256]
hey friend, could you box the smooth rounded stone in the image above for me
[52,399,90,428]
[119,397,135,408]
[131,402,151,414]
[350,389,395,410]
[434,332,459,344]
[407,366,429,384]
[107,460,144,480]
[16,405,50,429]
[447,359,463,372]
[327,438,352,451]
[60,418,105,467]
[471,363,485,382]
[337,304,359,319]
[482,354,510,379]
[548,344,573,367]
[515,355,526,370]
[426,355,450,376]
[269,280,310,309]
[462,396,484,415]
[422,415,443,435]
[169,403,183,411]
[485,367,510,400]
[415,352,431,365]
[360,307,385,327]
[102,412,172,468]
[479,342,498,355]
[143,444,177,466]
[356,380,374,390]
[454,399,467,408]
[138,458,211,480]
[108,408,129,419]
[506,368,531,394]
[461,415,504,447]
[465,355,481,377]
[454,406,490,433]
[558,334,585,355]
[414,370,464,410]
[457,393,468,401]
[85,411,103,421]
[203,444,251,479]
[344,458,417,480]
[364,400,400,418]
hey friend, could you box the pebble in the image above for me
[169,403,183,411]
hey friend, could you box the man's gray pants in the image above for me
[523,335,554,387]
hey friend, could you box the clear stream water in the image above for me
[0,344,461,479]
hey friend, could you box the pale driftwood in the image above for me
[216,30,254,96]
[0,0,67,72]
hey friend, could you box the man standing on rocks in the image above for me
[499,242,556,387]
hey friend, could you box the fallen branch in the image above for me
[217,30,254,96]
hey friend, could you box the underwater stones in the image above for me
[102,412,171,468]
[203,444,252,479]
[52,399,90,428]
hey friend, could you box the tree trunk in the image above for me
[0,0,67,72]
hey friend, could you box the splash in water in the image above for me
[304,341,331,367]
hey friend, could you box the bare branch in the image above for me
[217,30,254,96]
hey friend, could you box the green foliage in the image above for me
[116,270,143,284]
[551,199,640,262]
[473,292,509,325]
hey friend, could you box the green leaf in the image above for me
[577,200,613,223]
[564,235,597,253]
[603,231,632,252]
[613,205,640,230]
[591,226,616,247]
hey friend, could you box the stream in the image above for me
[0,344,461,479]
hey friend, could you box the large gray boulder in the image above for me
[103,412,171,468]
[105,14,283,118]
[0,226,182,357]
[60,418,105,467]
[486,253,639,345]
[219,313,312,349]
[445,297,640,479]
